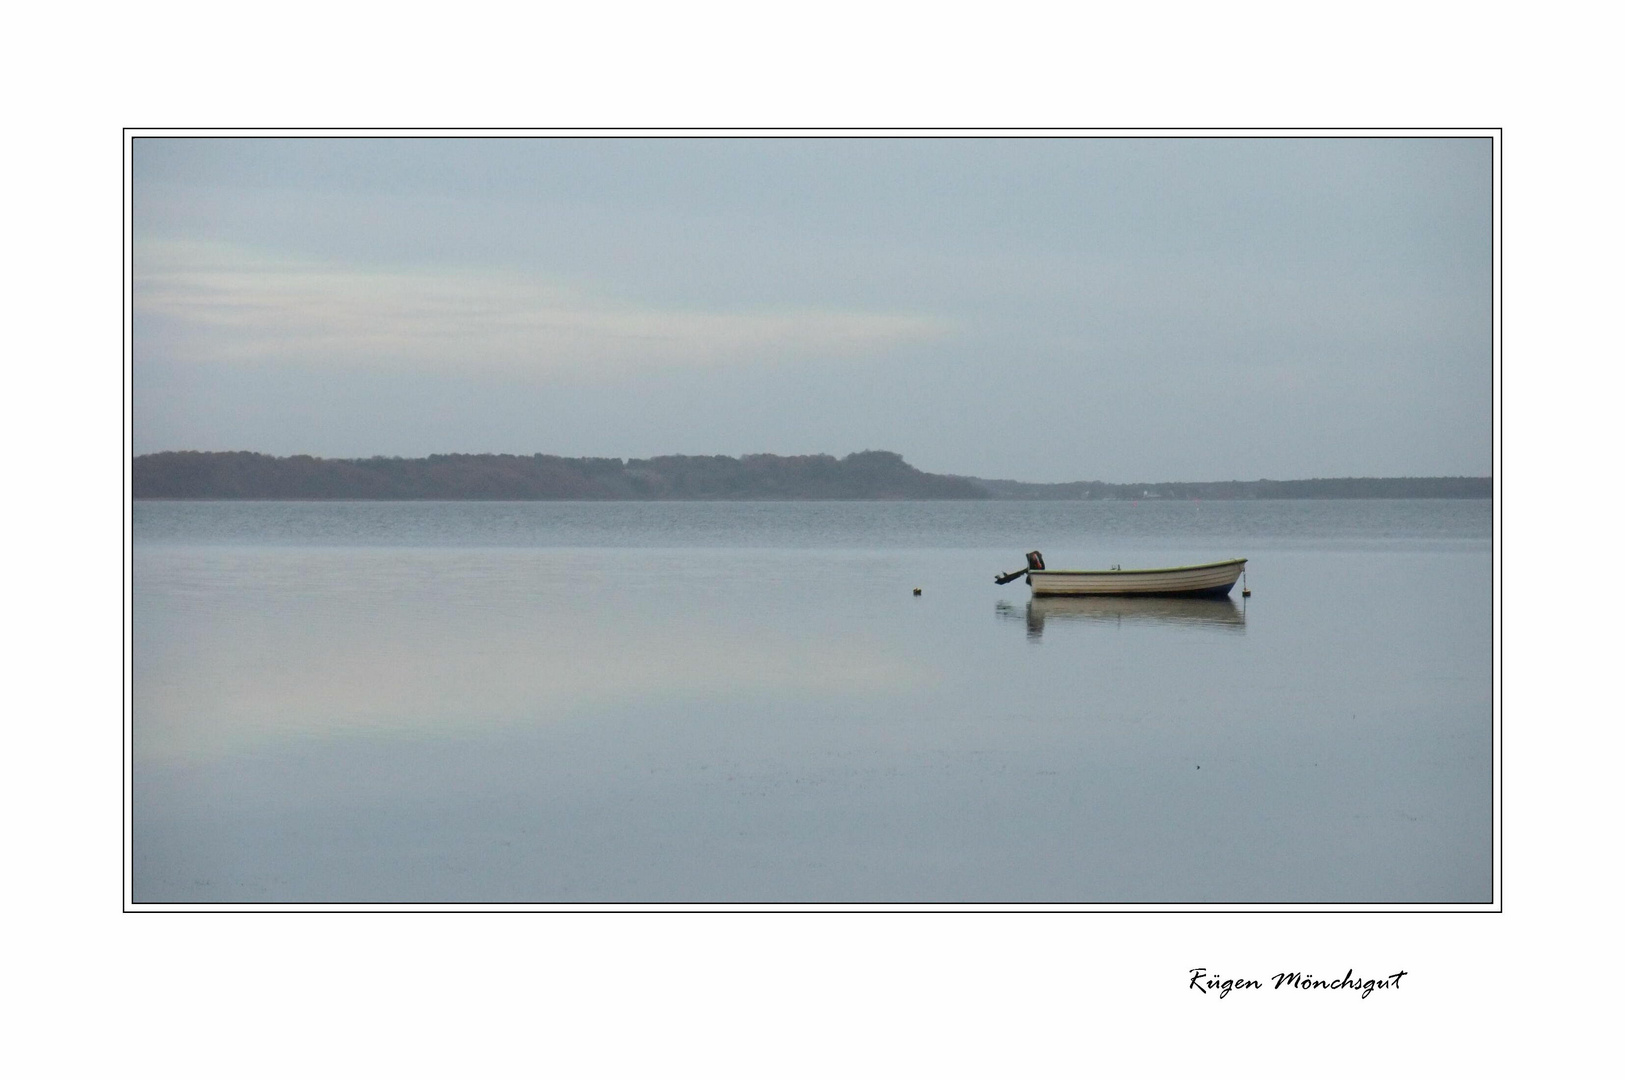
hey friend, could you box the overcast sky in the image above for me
[132,136,1490,482]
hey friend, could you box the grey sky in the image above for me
[133,135,1491,483]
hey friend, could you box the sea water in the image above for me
[131,499,1492,903]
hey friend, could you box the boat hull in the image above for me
[1027,558,1246,597]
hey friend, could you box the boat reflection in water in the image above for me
[997,595,1246,640]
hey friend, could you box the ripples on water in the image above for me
[132,500,1492,904]
[134,497,1490,549]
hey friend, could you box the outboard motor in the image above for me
[996,550,1045,585]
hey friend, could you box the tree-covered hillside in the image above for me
[133,450,990,500]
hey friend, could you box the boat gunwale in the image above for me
[1027,557,1247,578]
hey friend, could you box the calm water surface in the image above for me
[132,500,1492,903]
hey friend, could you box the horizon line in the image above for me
[130,448,1491,487]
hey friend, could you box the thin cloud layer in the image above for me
[137,240,953,378]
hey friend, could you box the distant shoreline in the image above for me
[133,450,1493,501]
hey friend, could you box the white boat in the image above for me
[995,552,1247,598]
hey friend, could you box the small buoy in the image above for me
[912,587,922,596]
